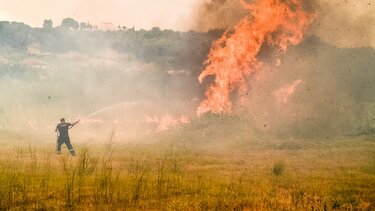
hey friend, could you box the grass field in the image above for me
[0,131,374,210]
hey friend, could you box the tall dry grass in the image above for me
[0,135,374,210]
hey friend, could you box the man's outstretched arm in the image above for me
[68,119,80,129]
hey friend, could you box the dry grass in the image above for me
[0,134,374,210]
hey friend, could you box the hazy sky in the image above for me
[0,0,197,30]
[0,0,374,48]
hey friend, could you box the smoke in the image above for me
[193,0,248,31]
[242,36,375,137]
[192,0,375,137]
[1,0,374,142]
[193,0,375,49]
[312,0,375,49]
[196,0,315,115]
[0,25,209,141]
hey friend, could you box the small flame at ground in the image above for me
[145,115,189,132]
[274,79,304,105]
[197,0,315,116]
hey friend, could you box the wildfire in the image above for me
[145,115,189,132]
[274,79,304,105]
[197,0,315,116]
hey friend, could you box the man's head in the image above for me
[60,118,65,123]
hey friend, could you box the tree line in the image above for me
[0,18,224,72]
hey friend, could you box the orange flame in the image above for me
[274,79,303,105]
[145,115,189,132]
[197,0,315,116]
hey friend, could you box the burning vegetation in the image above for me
[0,0,374,210]
[197,0,315,115]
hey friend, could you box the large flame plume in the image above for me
[197,0,315,116]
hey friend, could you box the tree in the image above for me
[43,19,53,29]
[80,22,87,30]
[61,18,79,30]
[80,22,93,30]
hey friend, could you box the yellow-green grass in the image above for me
[0,134,374,210]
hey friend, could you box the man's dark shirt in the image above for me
[56,123,72,138]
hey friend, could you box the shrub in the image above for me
[272,161,285,176]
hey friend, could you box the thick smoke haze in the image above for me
[193,0,248,31]
[243,37,375,137]
[193,0,375,49]
[0,0,374,143]
[0,24,221,142]
[192,0,375,137]
[313,0,375,49]
[0,3,374,210]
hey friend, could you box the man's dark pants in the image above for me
[56,136,76,156]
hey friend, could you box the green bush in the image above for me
[272,161,285,176]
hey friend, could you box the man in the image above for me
[55,118,80,156]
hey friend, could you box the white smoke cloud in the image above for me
[313,0,375,49]
[192,0,375,49]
